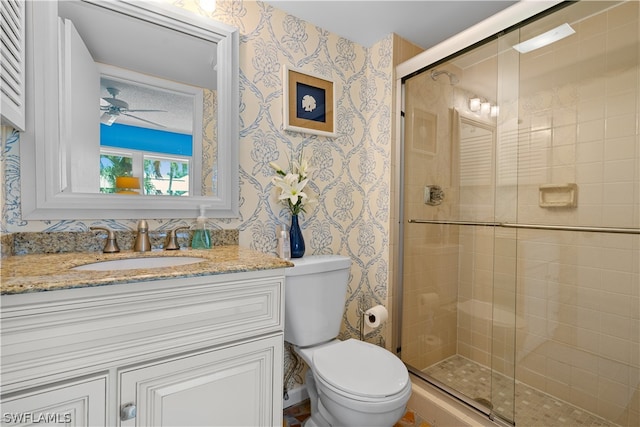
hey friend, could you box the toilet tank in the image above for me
[284,255,351,347]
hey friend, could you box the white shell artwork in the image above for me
[301,94,316,112]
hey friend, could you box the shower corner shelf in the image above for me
[538,183,578,208]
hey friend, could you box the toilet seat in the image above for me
[312,339,409,400]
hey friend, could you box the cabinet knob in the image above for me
[120,403,137,421]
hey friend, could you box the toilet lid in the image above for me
[312,339,409,398]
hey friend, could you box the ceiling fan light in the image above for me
[199,0,216,12]
[100,112,116,126]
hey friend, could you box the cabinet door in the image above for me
[1,375,107,427]
[0,0,25,130]
[119,334,283,427]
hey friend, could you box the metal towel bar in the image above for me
[407,219,640,235]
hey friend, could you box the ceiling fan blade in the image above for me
[102,97,129,109]
[122,113,167,128]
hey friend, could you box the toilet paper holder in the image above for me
[358,305,388,340]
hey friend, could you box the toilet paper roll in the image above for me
[364,305,388,329]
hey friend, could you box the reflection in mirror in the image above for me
[22,0,239,219]
[57,1,208,197]
[96,66,203,197]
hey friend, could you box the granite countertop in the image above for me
[1,246,293,295]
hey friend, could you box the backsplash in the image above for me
[1,229,238,257]
[0,233,11,259]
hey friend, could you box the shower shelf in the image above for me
[538,183,577,208]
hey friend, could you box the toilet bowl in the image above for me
[294,339,412,427]
[284,255,411,427]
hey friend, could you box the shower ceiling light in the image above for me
[480,102,491,115]
[513,23,575,53]
[469,97,481,112]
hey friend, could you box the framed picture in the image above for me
[410,108,437,155]
[283,66,336,137]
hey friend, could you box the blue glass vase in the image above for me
[289,214,305,258]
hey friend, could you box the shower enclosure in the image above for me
[398,1,639,426]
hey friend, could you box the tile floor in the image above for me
[282,358,618,427]
[423,355,616,426]
[283,399,431,427]
[282,399,310,427]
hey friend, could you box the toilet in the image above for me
[284,255,411,427]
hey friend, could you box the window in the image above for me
[100,148,190,196]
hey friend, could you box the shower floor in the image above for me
[423,355,616,426]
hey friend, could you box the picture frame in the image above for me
[283,65,336,137]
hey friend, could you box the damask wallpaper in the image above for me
[1,0,395,391]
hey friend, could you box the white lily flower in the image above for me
[293,157,311,180]
[274,174,308,205]
[269,162,286,176]
[271,155,314,216]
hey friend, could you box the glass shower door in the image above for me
[400,34,518,423]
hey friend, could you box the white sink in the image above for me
[72,256,206,271]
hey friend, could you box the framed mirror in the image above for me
[21,0,239,219]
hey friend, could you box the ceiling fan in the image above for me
[100,87,167,128]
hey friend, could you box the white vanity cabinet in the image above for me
[119,335,281,426]
[1,375,108,426]
[0,269,285,426]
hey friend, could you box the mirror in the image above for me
[21,0,239,219]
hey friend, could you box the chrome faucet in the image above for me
[134,220,152,252]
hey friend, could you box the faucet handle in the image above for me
[134,220,152,252]
[164,226,190,251]
[90,227,120,253]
